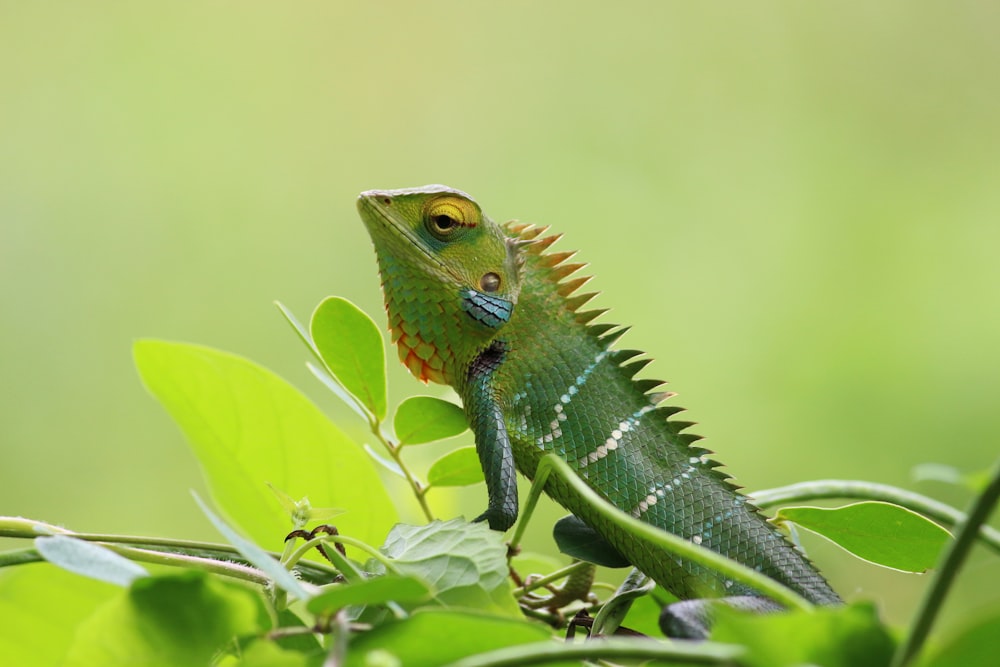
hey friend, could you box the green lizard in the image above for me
[357,185,841,636]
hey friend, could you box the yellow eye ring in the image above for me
[425,196,479,240]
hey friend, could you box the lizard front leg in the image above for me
[462,340,518,532]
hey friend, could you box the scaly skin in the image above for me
[357,185,840,613]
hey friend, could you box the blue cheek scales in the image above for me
[461,289,513,328]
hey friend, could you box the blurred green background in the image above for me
[2,1,998,633]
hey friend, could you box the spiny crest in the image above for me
[505,219,739,488]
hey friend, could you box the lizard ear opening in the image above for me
[480,272,501,293]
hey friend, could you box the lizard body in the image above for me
[357,185,840,634]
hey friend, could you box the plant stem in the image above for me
[512,560,592,597]
[890,458,1000,667]
[752,479,1000,555]
[438,636,743,667]
[374,428,435,523]
[0,516,338,583]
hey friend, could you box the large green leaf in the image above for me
[393,396,468,445]
[134,340,396,551]
[776,501,951,572]
[427,447,484,488]
[0,565,119,667]
[310,297,388,421]
[62,571,268,667]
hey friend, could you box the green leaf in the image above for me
[275,300,321,361]
[342,609,557,667]
[552,514,630,568]
[920,606,1000,667]
[0,565,119,667]
[379,519,508,592]
[427,447,484,488]
[133,340,397,554]
[776,501,951,572]
[310,296,387,420]
[711,602,895,667]
[393,396,468,445]
[193,492,312,601]
[373,519,518,616]
[62,571,268,667]
[306,574,432,614]
[307,361,371,421]
[34,535,148,587]
[233,640,320,667]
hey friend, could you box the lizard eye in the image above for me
[425,196,479,240]
[431,214,458,234]
[480,272,501,292]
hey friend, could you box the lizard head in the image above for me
[357,185,522,385]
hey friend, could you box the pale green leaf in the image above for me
[310,296,387,420]
[35,535,148,587]
[193,492,312,601]
[133,340,397,554]
[375,519,516,617]
[379,519,508,592]
[393,396,468,445]
[307,361,370,421]
[427,447,484,488]
[776,501,951,572]
[274,300,321,361]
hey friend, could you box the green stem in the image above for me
[285,533,396,575]
[890,458,1000,667]
[376,429,435,523]
[0,516,338,583]
[104,543,271,585]
[752,479,1000,555]
[439,636,743,667]
[512,560,592,597]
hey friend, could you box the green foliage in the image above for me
[339,609,562,667]
[1,296,997,666]
[374,519,518,617]
[306,574,432,615]
[919,607,1000,667]
[311,296,388,421]
[133,339,397,550]
[775,502,952,573]
[711,602,896,667]
[427,446,485,488]
[63,571,269,667]
[394,396,468,445]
